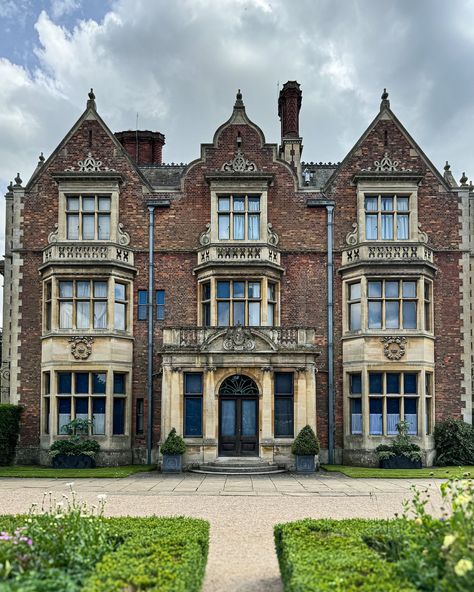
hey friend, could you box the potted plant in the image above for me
[376,420,422,469]
[160,428,186,473]
[49,418,100,469]
[291,425,320,473]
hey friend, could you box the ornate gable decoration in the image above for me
[221,147,257,173]
[65,152,116,172]
[362,152,412,173]
[223,326,256,351]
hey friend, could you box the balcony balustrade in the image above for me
[342,242,433,267]
[43,242,134,266]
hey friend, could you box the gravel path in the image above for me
[0,474,444,592]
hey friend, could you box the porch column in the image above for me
[305,364,317,432]
[169,368,183,435]
[160,365,173,440]
[203,367,217,462]
[261,368,273,460]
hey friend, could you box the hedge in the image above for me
[274,519,416,592]
[0,515,209,592]
[0,404,22,465]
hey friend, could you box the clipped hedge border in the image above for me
[274,519,416,592]
[0,404,23,465]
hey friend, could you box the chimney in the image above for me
[278,81,303,180]
[115,130,165,165]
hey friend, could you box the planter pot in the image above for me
[380,456,422,469]
[162,454,183,473]
[295,454,316,473]
[52,454,96,469]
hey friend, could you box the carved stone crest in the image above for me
[362,152,412,173]
[65,152,116,172]
[381,336,407,360]
[223,326,255,351]
[69,336,94,360]
[221,148,257,173]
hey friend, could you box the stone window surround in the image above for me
[42,274,133,336]
[343,275,434,335]
[41,367,131,438]
[356,181,419,243]
[344,366,434,439]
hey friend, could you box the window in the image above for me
[425,373,433,435]
[369,372,418,436]
[349,373,362,434]
[424,280,432,331]
[268,282,277,326]
[364,194,410,240]
[274,373,294,437]
[217,280,261,326]
[113,372,126,435]
[138,290,147,321]
[184,373,203,437]
[136,398,144,435]
[348,282,361,331]
[218,194,261,240]
[58,280,108,330]
[56,371,110,435]
[201,282,211,327]
[45,281,52,331]
[156,290,165,321]
[114,282,127,330]
[66,194,111,240]
[43,372,51,435]
[368,280,417,329]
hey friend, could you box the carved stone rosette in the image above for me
[221,148,257,173]
[69,336,94,360]
[381,336,407,360]
[223,326,255,351]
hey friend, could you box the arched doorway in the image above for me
[218,375,259,457]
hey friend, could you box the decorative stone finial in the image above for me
[460,172,468,187]
[87,87,96,110]
[14,173,22,187]
[380,88,390,111]
[38,152,45,166]
[443,161,458,188]
[7,181,13,193]
[234,89,244,108]
[444,161,450,171]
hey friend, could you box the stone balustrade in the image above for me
[196,244,280,267]
[342,242,434,267]
[43,242,134,266]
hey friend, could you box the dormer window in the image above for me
[218,194,261,240]
[364,194,409,240]
[66,194,111,240]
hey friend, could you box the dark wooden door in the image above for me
[219,396,258,456]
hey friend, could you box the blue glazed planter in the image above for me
[162,454,183,473]
[295,455,316,473]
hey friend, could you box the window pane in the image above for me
[75,280,89,297]
[67,214,79,239]
[267,302,275,326]
[368,301,382,328]
[218,197,230,211]
[185,397,202,436]
[350,373,362,395]
[217,281,230,298]
[202,282,211,300]
[268,283,276,301]
[75,373,89,394]
[98,214,110,239]
[233,196,245,211]
[233,214,245,239]
[93,372,106,394]
[59,301,73,329]
[248,282,260,298]
[404,373,417,394]
[248,197,260,211]
[156,290,165,305]
[94,281,107,298]
[365,197,378,211]
[403,281,416,298]
[82,196,95,211]
[233,301,245,325]
[76,301,90,329]
[75,397,89,420]
[217,302,230,326]
[387,373,400,394]
[248,214,260,240]
[218,214,230,239]
[242,400,257,436]
[59,281,73,298]
[185,373,203,395]
[233,282,245,298]
[115,302,126,330]
[113,373,126,394]
[365,214,378,239]
[351,398,362,434]
[397,214,409,239]
[349,282,360,300]
[403,301,417,329]
[82,214,95,239]
[369,373,382,394]
[381,197,393,210]
[98,197,111,211]
[136,399,144,434]
[58,398,71,434]
[381,214,394,239]
[387,398,400,435]
[274,397,294,437]
[404,398,417,435]
[221,400,236,436]
[203,302,211,326]
[67,197,79,211]
[248,301,260,326]
[397,197,409,211]
[94,301,107,328]
[58,372,72,394]
[349,302,361,331]
[369,398,383,435]
[368,281,382,298]
[385,281,399,298]
[386,301,399,328]
[115,283,126,301]
[93,397,106,435]
[112,398,125,435]
[275,373,293,395]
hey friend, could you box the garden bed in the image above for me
[0,511,209,591]
[0,465,156,478]
[321,464,474,478]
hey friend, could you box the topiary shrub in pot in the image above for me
[160,428,186,473]
[375,420,422,469]
[49,418,100,469]
[291,425,320,473]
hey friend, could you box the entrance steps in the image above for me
[190,457,287,475]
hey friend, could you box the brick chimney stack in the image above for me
[115,130,165,165]
[278,81,303,180]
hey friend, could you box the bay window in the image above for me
[369,371,418,436]
[364,194,410,240]
[218,194,261,240]
[368,280,417,329]
[66,194,111,240]
[217,280,261,326]
[58,280,108,330]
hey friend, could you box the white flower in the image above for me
[56,502,64,508]
[442,534,456,550]
[455,493,472,507]
[97,494,107,502]
[454,559,473,577]
[65,482,75,488]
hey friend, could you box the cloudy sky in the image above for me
[0,0,473,238]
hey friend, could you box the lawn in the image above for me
[321,464,474,479]
[0,464,156,478]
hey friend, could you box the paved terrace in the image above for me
[0,472,445,592]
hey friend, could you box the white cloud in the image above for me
[50,0,81,19]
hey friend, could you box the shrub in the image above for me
[291,425,320,456]
[48,419,101,458]
[375,421,422,462]
[0,404,23,465]
[160,428,186,455]
[434,418,474,466]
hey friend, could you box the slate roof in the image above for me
[139,164,186,188]
[301,162,339,189]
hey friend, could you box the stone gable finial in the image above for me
[460,172,468,187]
[87,87,96,110]
[37,152,45,167]
[7,181,13,193]
[14,173,22,187]
[444,161,450,171]
[234,88,244,109]
[380,87,390,111]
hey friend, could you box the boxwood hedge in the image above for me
[274,519,416,592]
[0,404,22,465]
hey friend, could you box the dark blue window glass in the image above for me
[75,397,88,415]
[369,373,382,394]
[113,398,125,435]
[75,373,89,394]
[404,373,417,394]
[138,290,147,321]
[156,290,165,320]
[93,372,106,394]
[113,373,125,394]
[370,397,383,413]
[275,373,293,395]
[185,373,203,395]
[350,373,362,394]
[93,398,106,414]
[387,373,400,394]
[274,397,294,437]
[58,372,72,394]
[58,398,71,413]
[387,398,400,413]
[217,281,230,298]
[405,398,417,414]
[351,398,362,414]
[184,397,202,436]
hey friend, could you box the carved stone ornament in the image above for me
[65,152,116,172]
[267,223,280,246]
[223,326,255,351]
[48,223,59,244]
[381,336,407,360]
[199,223,211,246]
[261,366,273,373]
[117,222,131,246]
[418,223,428,244]
[345,222,358,246]
[362,152,412,173]
[221,147,257,173]
[69,336,94,360]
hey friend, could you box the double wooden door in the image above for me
[218,396,259,456]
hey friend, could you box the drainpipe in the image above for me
[326,205,335,465]
[147,205,155,465]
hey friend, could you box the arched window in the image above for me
[219,375,259,396]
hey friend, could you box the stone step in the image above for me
[190,464,286,475]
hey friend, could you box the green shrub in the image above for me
[48,419,101,458]
[434,418,474,466]
[375,421,422,462]
[291,425,320,456]
[160,428,186,455]
[0,404,23,465]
